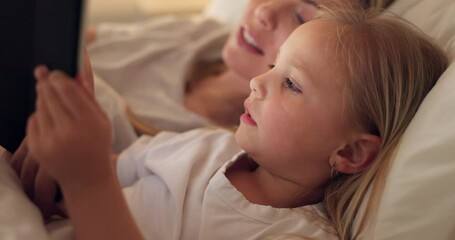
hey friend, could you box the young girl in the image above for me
[18,5,447,240]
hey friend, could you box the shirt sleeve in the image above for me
[116,131,180,187]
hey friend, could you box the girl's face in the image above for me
[235,20,353,188]
[222,0,352,80]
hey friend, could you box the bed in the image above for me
[1,0,454,239]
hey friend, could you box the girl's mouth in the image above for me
[241,102,257,126]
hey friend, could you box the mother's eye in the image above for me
[294,0,320,25]
[294,13,305,25]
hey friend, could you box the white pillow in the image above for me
[0,147,49,239]
[358,0,455,239]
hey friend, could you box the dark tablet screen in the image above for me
[0,0,85,152]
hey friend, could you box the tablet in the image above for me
[0,0,86,152]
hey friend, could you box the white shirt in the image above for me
[117,128,337,239]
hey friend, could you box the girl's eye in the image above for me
[285,78,302,93]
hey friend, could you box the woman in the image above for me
[87,0,395,152]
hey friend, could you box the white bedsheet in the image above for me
[0,147,48,239]
[0,147,74,240]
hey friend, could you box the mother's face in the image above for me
[222,0,353,80]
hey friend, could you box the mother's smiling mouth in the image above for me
[238,27,264,55]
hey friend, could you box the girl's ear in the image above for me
[330,133,381,174]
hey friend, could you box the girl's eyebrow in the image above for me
[293,57,313,85]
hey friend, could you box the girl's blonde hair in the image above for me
[317,5,448,240]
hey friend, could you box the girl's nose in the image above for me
[254,1,278,31]
[250,75,266,99]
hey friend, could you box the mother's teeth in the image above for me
[243,30,258,48]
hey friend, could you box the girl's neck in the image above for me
[226,154,325,208]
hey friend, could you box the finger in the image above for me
[86,26,97,44]
[20,154,39,199]
[49,71,99,119]
[34,170,59,220]
[9,138,28,174]
[76,50,95,98]
[35,80,55,130]
[34,65,50,82]
[26,114,41,157]
[83,50,94,93]
[41,72,75,124]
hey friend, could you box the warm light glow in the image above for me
[137,0,212,14]
[87,0,212,23]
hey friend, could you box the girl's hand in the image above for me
[27,66,112,189]
[26,67,143,240]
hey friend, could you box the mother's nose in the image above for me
[254,1,278,31]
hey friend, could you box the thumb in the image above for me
[76,50,95,98]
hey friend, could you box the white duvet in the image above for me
[0,148,49,239]
[0,147,75,240]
